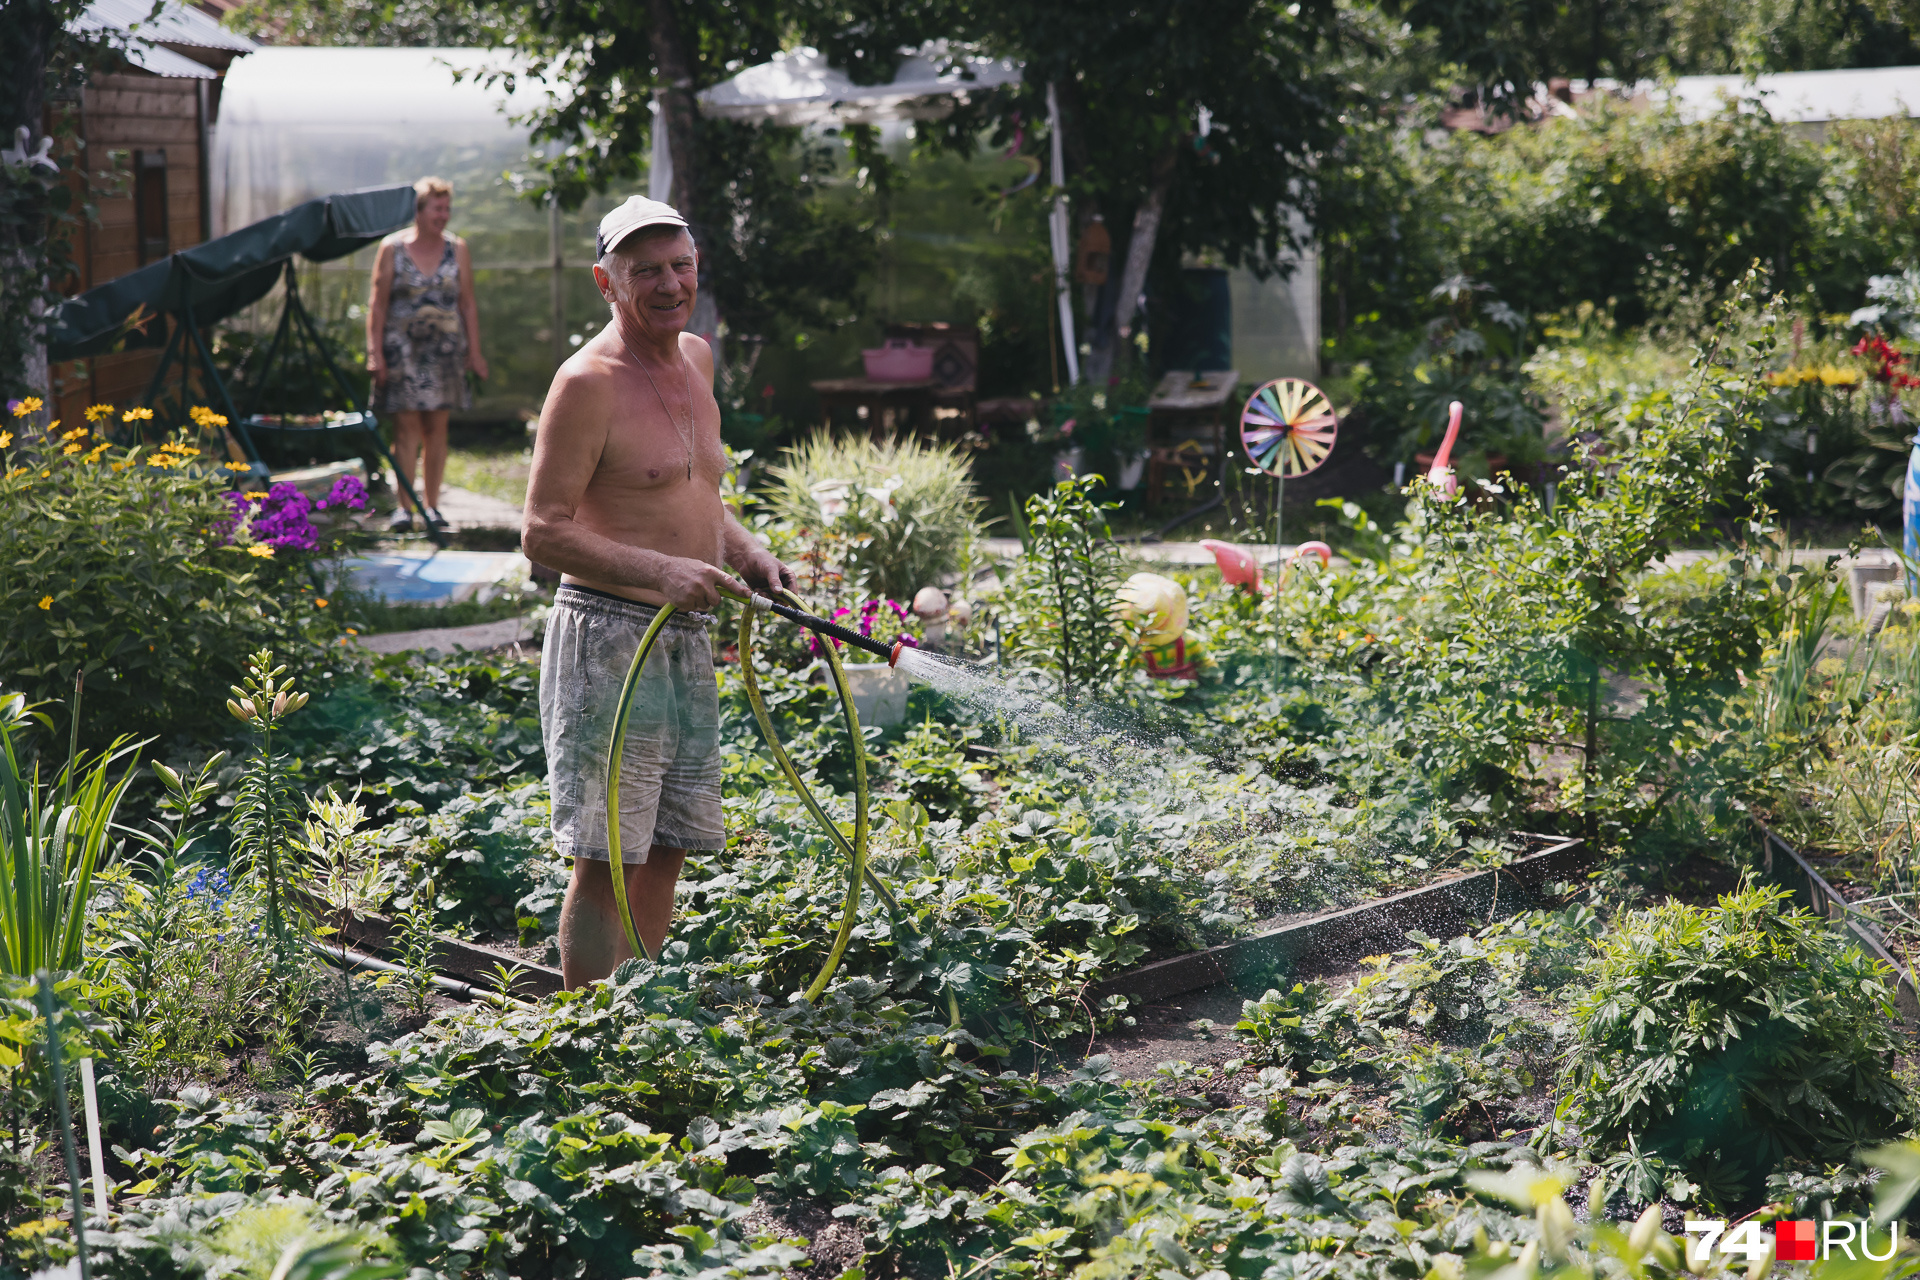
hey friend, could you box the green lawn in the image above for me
[444,440,532,507]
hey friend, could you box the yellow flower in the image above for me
[83,444,109,464]
[160,442,201,457]
[1820,365,1862,386]
[122,407,154,423]
[62,443,81,455]
[84,404,114,423]
[0,432,11,449]
[144,454,176,468]
[225,461,252,472]
[11,397,42,418]
[39,470,49,478]
[247,544,275,558]
[5,466,25,479]
[188,406,229,429]
[36,596,51,610]
[244,490,266,502]
[61,426,88,442]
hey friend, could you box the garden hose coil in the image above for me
[605,586,898,1003]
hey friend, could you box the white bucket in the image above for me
[838,662,911,727]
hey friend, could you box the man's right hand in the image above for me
[657,556,748,610]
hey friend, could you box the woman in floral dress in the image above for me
[366,176,489,532]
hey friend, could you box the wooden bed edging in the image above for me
[306,836,1596,1010]
[302,897,567,999]
[1759,827,1920,1025]
[1086,836,1589,1008]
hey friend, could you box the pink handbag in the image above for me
[862,339,933,381]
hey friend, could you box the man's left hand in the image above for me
[737,549,796,595]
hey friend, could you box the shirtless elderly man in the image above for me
[523,196,793,988]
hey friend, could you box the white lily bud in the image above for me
[1628,1205,1662,1262]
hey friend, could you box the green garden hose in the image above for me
[604,601,684,966]
[604,588,888,1002]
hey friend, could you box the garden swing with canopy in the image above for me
[44,184,443,542]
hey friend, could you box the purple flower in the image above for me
[218,482,321,552]
[318,474,368,511]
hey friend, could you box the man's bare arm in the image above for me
[522,367,747,608]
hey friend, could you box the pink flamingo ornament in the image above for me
[1199,539,1263,594]
[1201,539,1333,595]
[1426,401,1464,496]
[1278,541,1332,589]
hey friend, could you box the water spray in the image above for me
[605,582,940,1007]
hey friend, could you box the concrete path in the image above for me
[432,484,523,531]
[341,549,531,604]
[358,613,540,655]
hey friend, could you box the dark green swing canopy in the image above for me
[45,185,442,539]
[48,185,413,361]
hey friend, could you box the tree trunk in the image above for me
[647,0,720,347]
[1083,138,1179,387]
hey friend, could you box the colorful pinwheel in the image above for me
[1240,378,1338,478]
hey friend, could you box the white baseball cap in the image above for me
[596,196,690,258]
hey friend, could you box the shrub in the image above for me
[764,430,983,600]
[1561,883,1908,1207]
[0,405,340,744]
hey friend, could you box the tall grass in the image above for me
[765,431,983,600]
[0,691,141,976]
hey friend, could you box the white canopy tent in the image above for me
[1661,65,1920,129]
[695,43,1022,126]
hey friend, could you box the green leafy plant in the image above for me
[0,689,140,977]
[0,419,336,745]
[765,430,984,601]
[1561,882,1909,1206]
[228,651,310,943]
[387,870,440,1018]
[999,477,1130,697]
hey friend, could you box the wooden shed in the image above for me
[48,0,253,426]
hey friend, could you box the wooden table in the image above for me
[812,377,938,435]
[1145,369,1239,507]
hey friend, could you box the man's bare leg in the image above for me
[557,845,687,988]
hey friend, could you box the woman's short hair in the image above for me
[414,176,453,208]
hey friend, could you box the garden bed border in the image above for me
[1087,836,1589,1008]
[311,840,1590,1008]
[1759,826,1920,1025]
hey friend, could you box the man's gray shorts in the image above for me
[541,585,725,863]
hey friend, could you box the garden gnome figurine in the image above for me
[1427,401,1464,496]
[1116,573,1189,648]
[913,586,950,647]
[1199,539,1263,594]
